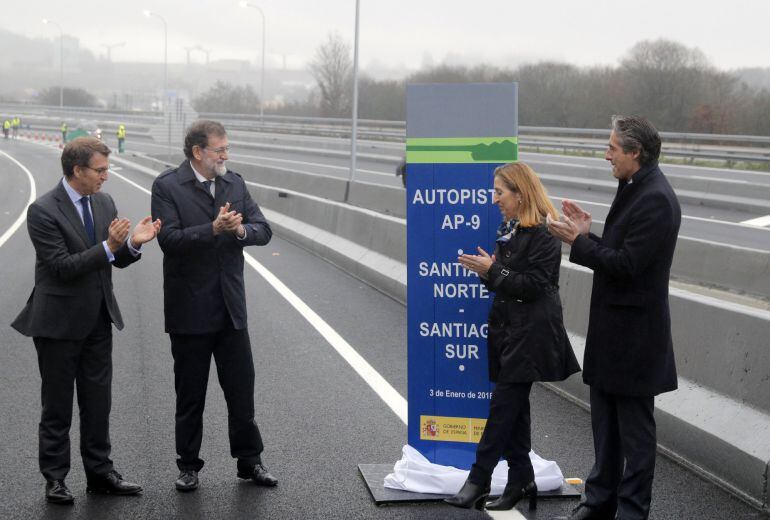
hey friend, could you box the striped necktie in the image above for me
[80,196,96,245]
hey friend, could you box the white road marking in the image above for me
[108,168,153,194]
[486,509,527,520]
[5,143,408,426]
[741,215,770,227]
[107,164,410,426]
[0,151,37,248]
[244,254,408,425]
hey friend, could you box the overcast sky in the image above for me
[5,0,769,74]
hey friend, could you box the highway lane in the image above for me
[97,135,770,254]
[0,139,766,519]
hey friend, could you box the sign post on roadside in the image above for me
[406,83,519,469]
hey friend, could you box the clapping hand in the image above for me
[562,199,592,236]
[458,247,496,279]
[130,216,162,248]
[213,202,244,235]
[107,218,131,252]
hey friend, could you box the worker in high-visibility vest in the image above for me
[61,122,68,143]
[3,119,10,139]
[117,123,126,153]
[12,117,20,139]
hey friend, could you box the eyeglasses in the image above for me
[205,145,231,155]
[85,166,110,175]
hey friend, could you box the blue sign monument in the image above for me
[406,83,519,469]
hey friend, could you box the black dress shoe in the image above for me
[486,480,537,511]
[444,479,491,510]
[552,504,611,520]
[237,463,278,487]
[45,480,74,504]
[86,470,142,495]
[175,470,199,492]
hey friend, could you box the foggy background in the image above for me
[1,0,769,133]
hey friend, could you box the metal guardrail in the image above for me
[2,102,769,163]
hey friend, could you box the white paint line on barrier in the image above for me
[108,164,410,426]
[0,151,37,248]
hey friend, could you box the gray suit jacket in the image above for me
[12,181,140,340]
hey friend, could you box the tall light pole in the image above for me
[344,0,361,202]
[144,9,170,161]
[101,42,125,62]
[184,46,196,65]
[196,45,211,65]
[239,1,266,123]
[42,19,64,107]
[143,9,168,112]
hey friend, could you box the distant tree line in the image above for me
[306,37,770,135]
[38,87,99,107]
[192,37,770,135]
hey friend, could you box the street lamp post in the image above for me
[239,1,266,124]
[196,45,211,65]
[42,19,64,107]
[101,42,126,62]
[143,10,168,112]
[344,0,361,202]
[143,9,170,162]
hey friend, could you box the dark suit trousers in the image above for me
[468,382,533,486]
[34,307,114,481]
[583,387,656,520]
[171,326,264,472]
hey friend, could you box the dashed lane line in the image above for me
[0,151,37,248]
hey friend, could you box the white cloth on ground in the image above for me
[383,445,564,495]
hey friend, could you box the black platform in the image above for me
[358,463,582,506]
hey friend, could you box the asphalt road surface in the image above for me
[0,138,767,519]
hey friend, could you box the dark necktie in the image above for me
[80,196,96,245]
[202,180,213,197]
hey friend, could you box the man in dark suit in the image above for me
[12,137,161,504]
[150,120,276,492]
[548,116,681,520]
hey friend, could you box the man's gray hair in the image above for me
[611,115,661,166]
[184,120,226,159]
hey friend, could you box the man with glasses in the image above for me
[150,120,277,493]
[12,137,161,504]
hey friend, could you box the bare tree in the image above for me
[192,81,260,114]
[310,33,352,117]
[620,39,711,130]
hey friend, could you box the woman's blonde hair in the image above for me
[494,162,559,227]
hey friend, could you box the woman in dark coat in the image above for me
[446,162,580,511]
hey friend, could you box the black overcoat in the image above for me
[151,161,272,334]
[483,224,580,383]
[570,163,681,396]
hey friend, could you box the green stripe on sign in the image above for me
[406,137,519,163]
